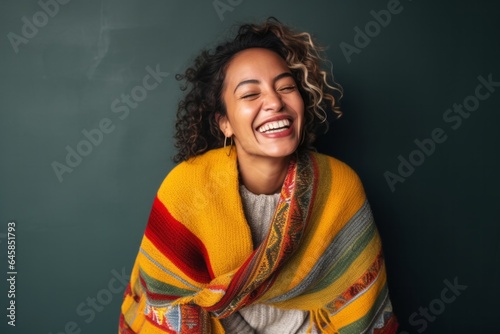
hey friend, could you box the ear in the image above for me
[216,112,234,138]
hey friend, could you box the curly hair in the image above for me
[173,17,342,163]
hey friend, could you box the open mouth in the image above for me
[257,119,291,134]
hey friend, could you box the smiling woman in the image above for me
[119,18,399,334]
[219,48,305,194]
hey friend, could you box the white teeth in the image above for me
[264,128,287,134]
[258,119,291,133]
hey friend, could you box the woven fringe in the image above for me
[310,308,339,334]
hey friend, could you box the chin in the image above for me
[264,143,299,158]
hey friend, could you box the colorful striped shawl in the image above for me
[119,148,398,333]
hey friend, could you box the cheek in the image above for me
[293,96,305,121]
[235,105,258,127]
[299,100,305,117]
[295,100,305,134]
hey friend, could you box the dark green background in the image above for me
[1,0,499,333]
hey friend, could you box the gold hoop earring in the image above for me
[224,136,233,156]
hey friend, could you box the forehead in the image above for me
[224,48,290,84]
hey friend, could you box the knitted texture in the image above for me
[119,148,398,334]
[235,185,311,333]
[238,185,280,246]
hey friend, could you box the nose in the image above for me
[262,90,284,112]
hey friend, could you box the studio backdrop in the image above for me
[1,0,499,333]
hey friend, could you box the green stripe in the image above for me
[139,268,195,297]
[305,221,376,294]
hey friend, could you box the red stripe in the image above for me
[146,291,178,302]
[145,196,214,283]
[374,314,399,334]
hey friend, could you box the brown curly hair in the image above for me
[173,17,342,163]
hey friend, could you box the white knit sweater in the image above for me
[219,185,318,334]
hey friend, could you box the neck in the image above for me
[236,153,291,195]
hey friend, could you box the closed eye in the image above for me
[278,85,296,92]
[241,93,260,99]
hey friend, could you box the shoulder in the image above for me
[163,148,233,182]
[310,151,363,185]
[309,151,367,202]
[157,148,239,204]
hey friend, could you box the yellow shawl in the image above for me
[119,148,398,333]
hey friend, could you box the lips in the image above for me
[257,118,291,133]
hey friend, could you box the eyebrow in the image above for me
[233,72,294,93]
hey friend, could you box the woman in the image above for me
[119,18,398,333]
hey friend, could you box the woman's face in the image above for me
[219,48,304,161]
